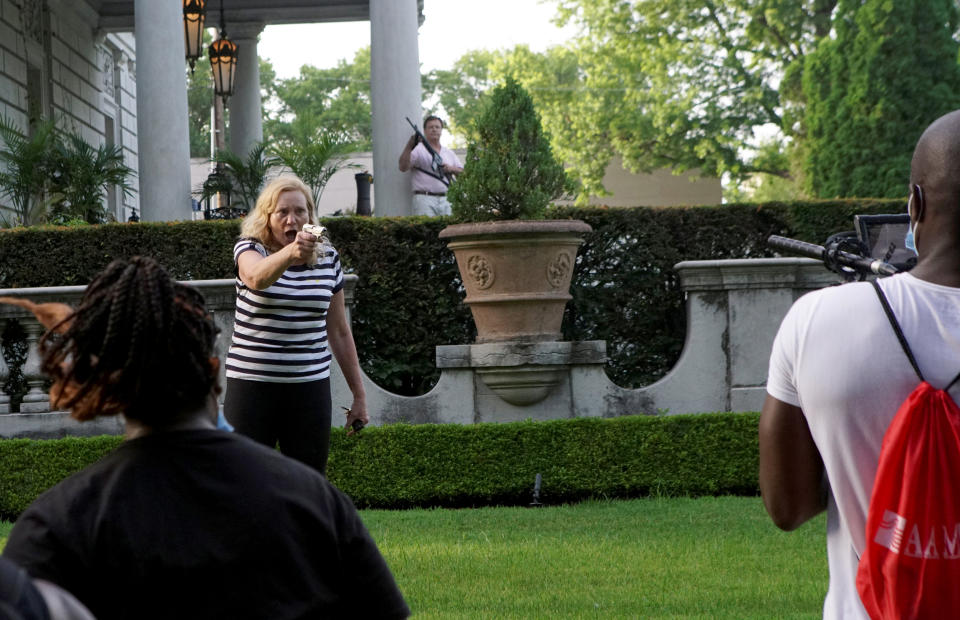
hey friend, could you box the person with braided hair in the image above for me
[223,175,368,474]
[2,256,410,620]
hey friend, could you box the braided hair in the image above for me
[40,257,220,426]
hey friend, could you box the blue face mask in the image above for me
[904,224,917,255]
[904,195,918,256]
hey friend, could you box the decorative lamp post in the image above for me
[182,0,206,73]
[202,164,233,219]
[209,0,237,106]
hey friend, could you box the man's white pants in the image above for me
[412,194,452,216]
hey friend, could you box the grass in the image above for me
[365,496,827,618]
[1,496,827,618]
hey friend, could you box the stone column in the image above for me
[0,319,9,414]
[228,23,265,159]
[19,319,49,413]
[134,0,192,222]
[370,0,422,217]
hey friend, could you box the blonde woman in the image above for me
[223,175,368,473]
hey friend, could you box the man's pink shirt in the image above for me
[410,143,462,193]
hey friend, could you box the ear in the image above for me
[912,184,926,223]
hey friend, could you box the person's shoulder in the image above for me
[880,271,960,297]
[800,279,877,306]
[234,237,266,254]
[779,280,876,331]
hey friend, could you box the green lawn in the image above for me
[1,496,827,618]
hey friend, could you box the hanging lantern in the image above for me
[182,0,206,73]
[202,163,233,218]
[209,1,237,105]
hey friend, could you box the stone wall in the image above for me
[0,259,843,438]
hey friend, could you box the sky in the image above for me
[257,0,579,79]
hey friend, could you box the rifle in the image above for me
[405,117,452,186]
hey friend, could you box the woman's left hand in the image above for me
[344,398,369,436]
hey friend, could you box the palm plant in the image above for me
[202,141,278,211]
[271,117,359,206]
[48,131,135,224]
[0,117,58,227]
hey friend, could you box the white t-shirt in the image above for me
[767,273,960,620]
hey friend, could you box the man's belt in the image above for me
[414,190,447,197]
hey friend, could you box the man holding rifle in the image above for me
[398,115,463,216]
[760,109,960,619]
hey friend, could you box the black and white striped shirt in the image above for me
[226,239,344,382]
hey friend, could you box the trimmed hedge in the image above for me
[0,413,760,519]
[0,435,122,520]
[554,200,903,385]
[0,220,240,287]
[0,200,904,394]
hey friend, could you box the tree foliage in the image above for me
[263,47,372,150]
[429,0,960,200]
[548,0,841,193]
[186,29,215,158]
[801,0,960,198]
[191,0,960,202]
[423,50,501,141]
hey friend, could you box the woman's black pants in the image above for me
[224,377,332,474]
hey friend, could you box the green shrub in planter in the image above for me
[448,77,569,221]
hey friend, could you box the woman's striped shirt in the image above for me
[225,238,344,382]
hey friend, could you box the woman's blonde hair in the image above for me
[240,176,316,252]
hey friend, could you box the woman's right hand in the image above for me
[284,231,317,264]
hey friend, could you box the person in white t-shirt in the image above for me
[760,109,960,620]
[398,115,463,216]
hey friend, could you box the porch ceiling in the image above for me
[90,1,425,31]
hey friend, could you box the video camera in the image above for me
[768,214,916,281]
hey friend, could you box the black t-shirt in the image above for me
[2,430,409,620]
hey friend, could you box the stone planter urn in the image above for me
[439,219,592,343]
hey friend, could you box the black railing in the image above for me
[203,206,248,220]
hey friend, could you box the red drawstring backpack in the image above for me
[856,281,960,619]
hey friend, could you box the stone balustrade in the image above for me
[0,259,840,438]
